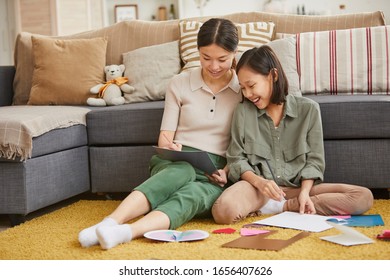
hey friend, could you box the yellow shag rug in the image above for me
[0,199,389,260]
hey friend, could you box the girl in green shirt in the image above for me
[212,45,374,224]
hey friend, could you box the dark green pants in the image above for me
[134,148,227,229]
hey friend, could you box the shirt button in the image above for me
[213,96,216,100]
[277,175,281,178]
[210,109,214,112]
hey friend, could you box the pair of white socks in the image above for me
[78,217,132,249]
[260,198,286,215]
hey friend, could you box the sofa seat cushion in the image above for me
[0,105,90,161]
[87,101,164,145]
[306,95,390,139]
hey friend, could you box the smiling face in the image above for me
[199,43,235,82]
[238,66,275,110]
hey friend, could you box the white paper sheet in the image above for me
[320,221,374,246]
[254,211,333,232]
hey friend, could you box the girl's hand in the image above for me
[298,192,316,214]
[261,180,286,201]
[206,169,227,187]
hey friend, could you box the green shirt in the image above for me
[227,94,325,187]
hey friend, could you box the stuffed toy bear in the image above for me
[87,64,134,106]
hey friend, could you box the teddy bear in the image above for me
[87,64,134,106]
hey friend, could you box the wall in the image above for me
[178,0,389,19]
[105,0,178,23]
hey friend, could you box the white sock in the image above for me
[78,217,117,248]
[260,198,286,215]
[96,224,133,250]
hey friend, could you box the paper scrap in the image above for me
[212,228,236,234]
[223,230,310,251]
[254,211,332,232]
[320,221,373,246]
[240,228,270,236]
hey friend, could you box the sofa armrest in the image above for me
[0,66,15,106]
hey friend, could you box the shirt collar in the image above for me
[190,67,240,94]
[256,94,298,118]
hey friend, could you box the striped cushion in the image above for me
[297,25,390,95]
[179,21,275,72]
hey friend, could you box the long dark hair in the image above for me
[236,45,288,104]
[197,18,239,69]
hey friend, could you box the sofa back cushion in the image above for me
[13,20,180,105]
[297,25,390,95]
[13,11,385,105]
[28,36,107,105]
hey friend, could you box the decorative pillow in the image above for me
[297,25,390,95]
[179,20,275,72]
[13,20,180,105]
[122,40,181,103]
[28,36,107,105]
[267,37,301,96]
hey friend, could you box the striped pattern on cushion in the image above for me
[297,25,390,95]
[179,21,275,72]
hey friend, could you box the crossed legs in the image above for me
[212,180,374,224]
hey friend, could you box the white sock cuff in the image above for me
[260,199,286,215]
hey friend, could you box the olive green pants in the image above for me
[134,148,227,229]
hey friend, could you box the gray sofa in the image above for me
[0,11,388,225]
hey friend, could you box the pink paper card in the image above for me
[240,228,270,236]
[331,215,351,219]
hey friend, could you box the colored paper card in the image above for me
[326,214,384,227]
[144,230,209,242]
[212,228,236,234]
[331,215,351,219]
[240,228,270,236]
[320,221,373,246]
[223,230,310,251]
[377,230,390,241]
[254,211,333,232]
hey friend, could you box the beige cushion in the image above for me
[13,11,385,104]
[297,25,390,95]
[13,20,180,105]
[122,40,181,103]
[179,20,275,71]
[267,37,301,96]
[27,36,107,105]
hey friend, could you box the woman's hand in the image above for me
[206,169,227,187]
[158,130,182,151]
[165,142,182,151]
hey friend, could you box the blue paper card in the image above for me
[326,214,384,227]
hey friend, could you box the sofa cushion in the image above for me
[297,25,390,95]
[28,36,107,105]
[13,11,385,105]
[267,37,301,96]
[307,95,390,139]
[179,20,275,71]
[87,101,164,145]
[122,40,181,103]
[13,20,180,105]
